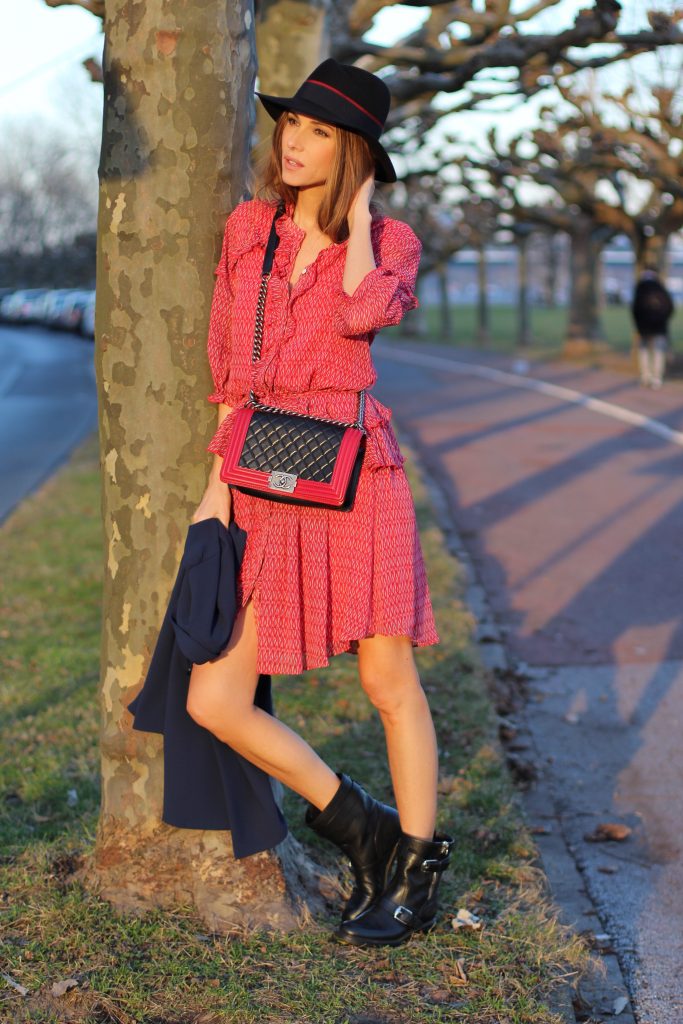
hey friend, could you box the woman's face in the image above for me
[281,110,337,188]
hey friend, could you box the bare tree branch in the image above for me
[43,0,104,16]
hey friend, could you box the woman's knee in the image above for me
[186,669,257,735]
[358,636,422,716]
[185,600,258,731]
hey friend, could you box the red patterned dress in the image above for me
[205,196,440,675]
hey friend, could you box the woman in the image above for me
[188,59,452,948]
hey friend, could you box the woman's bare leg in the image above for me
[186,597,340,811]
[357,634,438,839]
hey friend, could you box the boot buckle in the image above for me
[421,856,450,872]
[393,904,413,925]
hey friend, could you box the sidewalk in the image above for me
[377,337,683,1023]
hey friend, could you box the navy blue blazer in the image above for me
[126,516,288,859]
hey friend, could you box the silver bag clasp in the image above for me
[268,471,297,493]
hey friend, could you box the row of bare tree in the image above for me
[391,66,682,353]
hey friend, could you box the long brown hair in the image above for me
[251,110,384,242]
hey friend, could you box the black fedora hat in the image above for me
[256,58,397,184]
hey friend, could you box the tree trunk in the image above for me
[543,231,560,308]
[564,224,605,356]
[517,232,531,348]
[634,231,669,279]
[476,243,489,346]
[438,262,452,340]
[253,0,331,163]
[79,0,323,934]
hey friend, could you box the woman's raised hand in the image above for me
[348,174,375,232]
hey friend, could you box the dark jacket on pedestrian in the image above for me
[126,516,288,859]
[632,276,674,336]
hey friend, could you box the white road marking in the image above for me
[376,346,683,449]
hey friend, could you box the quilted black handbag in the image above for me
[220,201,367,510]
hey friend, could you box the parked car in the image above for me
[42,289,87,331]
[79,293,95,339]
[0,288,14,322]
[0,289,49,323]
[42,290,74,327]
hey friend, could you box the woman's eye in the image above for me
[286,115,327,136]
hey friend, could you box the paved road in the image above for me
[373,340,683,1024]
[0,325,98,524]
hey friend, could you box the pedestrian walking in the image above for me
[188,59,452,947]
[632,268,675,389]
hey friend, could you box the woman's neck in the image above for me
[291,185,325,234]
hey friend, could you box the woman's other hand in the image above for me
[191,470,232,528]
[348,174,375,232]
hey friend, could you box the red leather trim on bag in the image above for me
[220,407,364,507]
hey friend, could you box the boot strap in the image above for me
[421,856,450,872]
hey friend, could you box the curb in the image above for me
[396,421,636,1024]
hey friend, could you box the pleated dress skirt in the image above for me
[229,449,440,676]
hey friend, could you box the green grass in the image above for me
[406,303,683,356]
[0,432,588,1023]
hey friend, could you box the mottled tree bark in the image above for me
[79,0,324,932]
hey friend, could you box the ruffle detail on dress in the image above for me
[364,424,406,470]
[223,215,267,278]
[206,408,236,458]
[362,393,406,470]
[206,401,246,457]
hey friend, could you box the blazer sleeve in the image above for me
[206,213,236,405]
[332,218,421,338]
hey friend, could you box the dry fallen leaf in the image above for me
[584,823,632,843]
[584,931,616,954]
[51,977,80,997]
[449,959,468,986]
[423,986,451,1002]
[452,908,482,931]
[613,996,629,1015]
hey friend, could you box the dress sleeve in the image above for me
[206,214,234,405]
[332,219,421,338]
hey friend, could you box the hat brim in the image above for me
[255,91,397,184]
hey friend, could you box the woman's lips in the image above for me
[284,157,303,169]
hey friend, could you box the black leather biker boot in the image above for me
[305,772,402,923]
[335,829,454,947]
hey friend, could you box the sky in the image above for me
[0,0,666,155]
